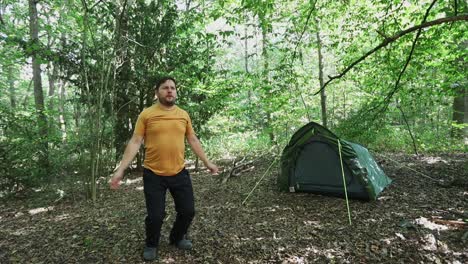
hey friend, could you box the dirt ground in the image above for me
[0,153,467,263]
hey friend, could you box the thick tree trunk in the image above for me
[465,87,468,143]
[29,0,49,170]
[451,83,467,140]
[80,1,97,201]
[452,40,468,142]
[114,0,132,162]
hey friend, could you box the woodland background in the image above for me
[0,0,466,199]
[0,0,467,263]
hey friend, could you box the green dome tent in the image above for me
[279,122,392,200]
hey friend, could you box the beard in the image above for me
[159,97,176,107]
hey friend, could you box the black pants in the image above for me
[143,168,195,247]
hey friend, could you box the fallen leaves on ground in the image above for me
[0,153,466,263]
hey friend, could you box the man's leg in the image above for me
[143,168,167,248]
[168,168,195,246]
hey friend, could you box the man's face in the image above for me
[156,80,177,107]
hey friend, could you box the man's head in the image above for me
[154,76,177,107]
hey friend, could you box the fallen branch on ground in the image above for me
[220,157,255,184]
[431,219,467,228]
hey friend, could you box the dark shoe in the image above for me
[172,239,192,250]
[143,246,158,261]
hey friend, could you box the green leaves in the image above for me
[0,0,466,197]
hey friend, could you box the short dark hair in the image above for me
[154,76,177,91]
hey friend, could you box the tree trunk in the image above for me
[114,0,132,161]
[58,31,68,143]
[136,79,145,169]
[464,86,468,144]
[58,77,67,143]
[47,63,56,111]
[47,62,57,137]
[260,16,275,143]
[243,10,255,126]
[452,40,468,142]
[29,0,49,171]
[244,12,252,119]
[451,83,467,140]
[23,80,32,109]
[315,18,327,128]
[7,65,16,108]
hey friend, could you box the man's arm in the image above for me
[186,133,218,174]
[110,133,144,189]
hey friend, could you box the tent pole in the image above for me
[338,139,352,225]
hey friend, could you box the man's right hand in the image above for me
[110,169,124,190]
[205,161,219,175]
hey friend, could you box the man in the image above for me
[110,76,218,261]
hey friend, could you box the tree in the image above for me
[315,17,327,127]
[28,0,49,172]
[451,40,467,141]
[113,0,133,161]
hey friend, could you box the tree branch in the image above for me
[0,4,5,25]
[378,0,437,112]
[89,0,104,10]
[291,0,317,61]
[313,14,468,95]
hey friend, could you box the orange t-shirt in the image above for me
[133,103,195,176]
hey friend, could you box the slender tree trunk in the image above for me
[7,65,16,108]
[47,62,57,138]
[73,96,81,128]
[59,78,67,143]
[47,63,56,111]
[137,81,145,169]
[244,12,249,75]
[260,16,275,143]
[244,12,252,114]
[315,19,327,128]
[464,86,468,144]
[342,86,346,119]
[397,100,419,155]
[29,0,49,171]
[58,33,68,143]
[23,80,32,109]
[330,90,335,127]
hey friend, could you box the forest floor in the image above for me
[0,153,467,264]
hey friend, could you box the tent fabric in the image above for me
[279,122,392,200]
